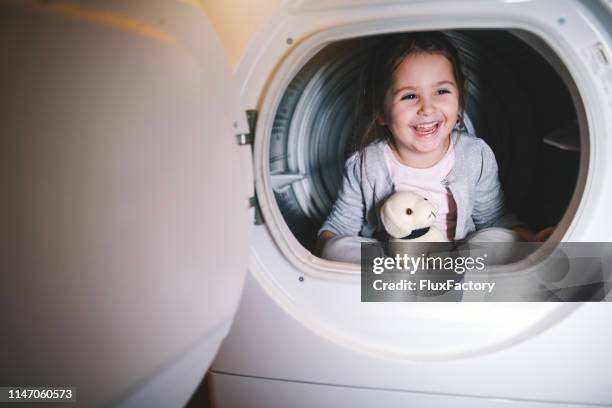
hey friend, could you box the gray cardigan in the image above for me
[319,132,522,240]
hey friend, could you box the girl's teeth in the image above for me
[413,122,438,134]
[416,122,437,130]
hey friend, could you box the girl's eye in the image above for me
[436,89,451,95]
[400,94,417,101]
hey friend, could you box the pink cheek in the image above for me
[392,104,414,117]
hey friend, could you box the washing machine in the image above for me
[209,0,612,407]
[1,0,611,407]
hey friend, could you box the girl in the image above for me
[316,32,550,263]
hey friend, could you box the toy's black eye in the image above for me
[423,198,428,201]
[406,208,413,215]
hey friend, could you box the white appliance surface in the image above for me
[211,0,612,406]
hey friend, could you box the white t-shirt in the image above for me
[383,142,457,239]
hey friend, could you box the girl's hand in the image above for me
[512,225,556,242]
[314,230,337,257]
[512,226,538,242]
[536,226,556,242]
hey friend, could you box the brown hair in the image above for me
[353,32,467,159]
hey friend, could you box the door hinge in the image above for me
[249,195,264,225]
[235,109,258,146]
[241,110,262,224]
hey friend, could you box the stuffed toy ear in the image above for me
[380,203,412,238]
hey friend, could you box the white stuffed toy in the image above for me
[380,191,448,243]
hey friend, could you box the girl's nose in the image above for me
[418,97,435,115]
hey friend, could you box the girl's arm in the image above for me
[470,141,552,242]
[472,141,525,231]
[472,142,553,241]
[318,154,366,236]
[315,154,366,255]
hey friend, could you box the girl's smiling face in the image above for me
[383,52,460,168]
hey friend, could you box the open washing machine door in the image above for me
[1,1,252,407]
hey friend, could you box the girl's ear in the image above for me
[376,115,386,126]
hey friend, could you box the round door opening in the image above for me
[269,29,582,254]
